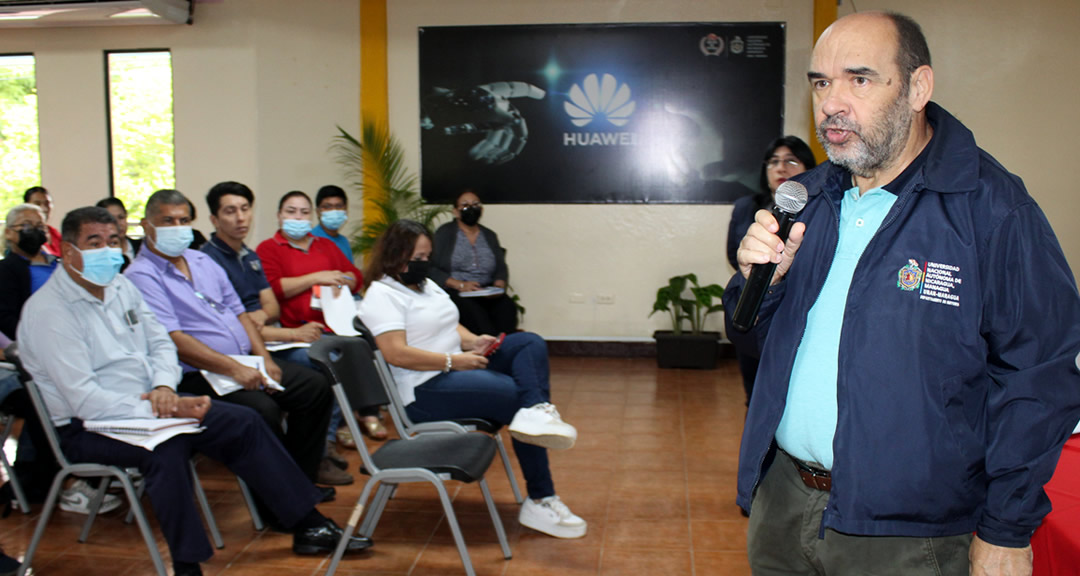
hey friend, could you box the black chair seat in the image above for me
[369,433,497,483]
[452,418,503,434]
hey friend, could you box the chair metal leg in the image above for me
[237,477,264,531]
[479,478,512,560]
[124,470,146,524]
[115,471,168,576]
[79,479,109,542]
[358,483,393,538]
[493,433,524,504]
[17,471,67,576]
[325,479,377,576]
[190,460,223,549]
[0,450,29,514]
[431,478,476,576]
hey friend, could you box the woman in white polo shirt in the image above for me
[357,220,586,539]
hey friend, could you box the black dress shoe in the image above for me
[293,519,373,555]
[318,486,336,503]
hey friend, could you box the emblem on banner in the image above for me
[897,259,923,291]
[700,33,724,56]
[564,73,635,127]
[730,36,745,55]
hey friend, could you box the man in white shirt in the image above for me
[17,207,371,576]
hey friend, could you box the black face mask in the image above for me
[459,205,482,227]
[17,227,47,255]
[399,259,430,286]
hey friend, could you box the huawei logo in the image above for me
[564,73,635,127]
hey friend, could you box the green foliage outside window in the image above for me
[108,51,176,220]
[0,55,41,210]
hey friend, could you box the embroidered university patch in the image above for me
[897,259,923,291]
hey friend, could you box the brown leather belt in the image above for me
[784,451,831,492]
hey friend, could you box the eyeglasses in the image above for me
[14,222,47,233]
[766,157,803,169]
[458,202,482,210]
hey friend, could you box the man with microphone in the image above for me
[725,11,1080,576]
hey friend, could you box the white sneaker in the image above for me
[519,495,587,539]
[59,480,122,515]
[508,403,577,450]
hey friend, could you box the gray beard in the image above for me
[817,92,913,179]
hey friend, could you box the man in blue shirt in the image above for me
[727,12,1080,576]
[310,185,353,262]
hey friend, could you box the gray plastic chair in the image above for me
[351,317,524,504]
[308,336,512,576]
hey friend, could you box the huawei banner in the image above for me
[419,22,786,204]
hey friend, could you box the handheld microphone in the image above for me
[731,180,809,332]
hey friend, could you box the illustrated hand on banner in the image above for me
[421,81,546,165]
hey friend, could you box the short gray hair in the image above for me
[5,203,45,229]
[145,189,191,219]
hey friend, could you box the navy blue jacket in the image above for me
[724,102,1080,547]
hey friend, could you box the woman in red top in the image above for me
[257,191,387,442]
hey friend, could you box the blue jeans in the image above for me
[405,332,554,499]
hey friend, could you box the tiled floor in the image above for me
[0,356,750,575]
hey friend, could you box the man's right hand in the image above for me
[291,322,323,343]
[737,209,807,283]
[230,363,266,391]
[175,395,211,422]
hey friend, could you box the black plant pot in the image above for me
[653,331,721,369]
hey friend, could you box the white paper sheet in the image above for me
[201,355,285,396]
[319,286,361,337]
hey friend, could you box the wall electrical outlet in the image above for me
[596,293,615,305]
[569,292,586,304]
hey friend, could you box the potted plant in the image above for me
[650,273,724,369]
[331,121,451,258]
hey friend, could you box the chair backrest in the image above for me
[351,318,419,434]
[4,345,72,470]
[308,335,390,414]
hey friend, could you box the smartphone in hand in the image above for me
[483,333,506,357]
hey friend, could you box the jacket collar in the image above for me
[798,101,979,197]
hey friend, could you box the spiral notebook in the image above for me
[83,417,201,436]
[84,418,204,451]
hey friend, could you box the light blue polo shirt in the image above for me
[775,184,897,469]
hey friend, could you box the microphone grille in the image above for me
[774,181,809,214]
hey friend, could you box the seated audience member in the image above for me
[723,135,816,405]
[311,185,354,262]
[256,191,387,442]
[23,186,62,257]
[358,220,586,539]
[124,189,334,490]
[201,181,352,485]
[95,197,141,267]
[429,189,518,335]
[17,207,371,576]
[0,204,59,340]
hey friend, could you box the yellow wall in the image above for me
[1,0,1077,340]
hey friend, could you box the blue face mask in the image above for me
[320,210,347,231]
[282,219,313,240]
[149,224,194,258]
[75,247,125,287]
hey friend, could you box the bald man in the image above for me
[725,12,1080,576]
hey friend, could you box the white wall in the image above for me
[387,0,815,339]
[0,0,361,243]
[2,0,1077,341]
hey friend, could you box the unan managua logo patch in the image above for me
[563,73,635,127]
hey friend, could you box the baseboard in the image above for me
[545,339,736,358]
